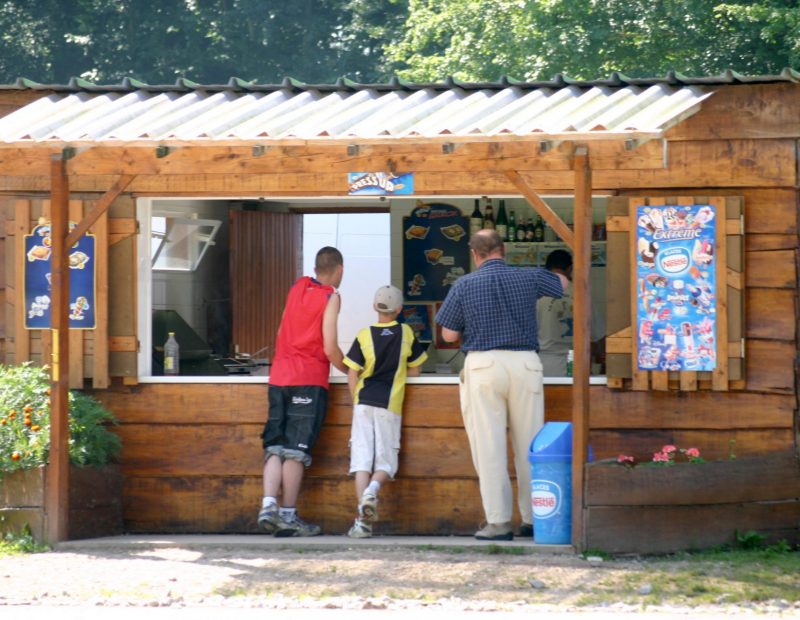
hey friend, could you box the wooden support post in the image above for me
[571,147,592,552]
[46,155,70,544]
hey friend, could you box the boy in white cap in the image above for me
[343,285,428,537]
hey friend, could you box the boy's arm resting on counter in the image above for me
[407,365,421,377]
[322,292,348,374]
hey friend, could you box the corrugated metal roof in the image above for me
[0,74,725,147]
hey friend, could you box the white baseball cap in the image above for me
[374,285,403,313]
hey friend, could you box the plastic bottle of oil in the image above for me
[164,332,180,375]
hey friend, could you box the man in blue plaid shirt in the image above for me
[435,229,567,540]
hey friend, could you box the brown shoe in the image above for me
[474,522,513,541]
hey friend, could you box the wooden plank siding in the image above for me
[91,380,796,534]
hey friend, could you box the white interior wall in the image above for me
[303,212,392,375]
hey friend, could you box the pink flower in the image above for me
[684,447,700,458]
[661,445,678,454]
[652,451,671,462]
[617,454,634,464]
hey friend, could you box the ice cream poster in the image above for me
[635,204,716,371]
[348,172,414,195]
[399,304,433,343]
[24,221,96,329]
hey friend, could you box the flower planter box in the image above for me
[583,450,800,554]
[0,464,123,542]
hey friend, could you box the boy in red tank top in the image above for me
[258,247,347,536]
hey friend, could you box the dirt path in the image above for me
[1,540,799,614]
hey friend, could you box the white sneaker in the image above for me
[359,493,378,523]
[347,518,372,538]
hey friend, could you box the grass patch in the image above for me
[572,545,800,608]
[0,529,48,555]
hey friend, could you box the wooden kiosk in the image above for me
[0,72,797,551]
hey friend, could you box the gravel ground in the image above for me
[1,539,799,615]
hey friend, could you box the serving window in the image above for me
[135,196,610,382]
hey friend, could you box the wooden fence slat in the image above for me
[712,197,729,390]
[629,197,649,391]
[92,208,109,388]
[13,200,30,363]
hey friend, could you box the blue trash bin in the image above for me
[528,422,572,544]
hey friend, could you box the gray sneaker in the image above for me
[257,504,282,533]
[347,518,372,538]
[359,493,378,523]
[274,513,322,537]
[474,522,513,541]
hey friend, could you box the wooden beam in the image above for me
[0,141,670,176]
[504,170,575,250]
[571,146,592,553]
[46,155,70,544]
[65,175,135,248]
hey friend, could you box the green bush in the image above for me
[0,363,120,473]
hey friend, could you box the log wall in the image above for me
[92,380,796,535]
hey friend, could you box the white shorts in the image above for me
[349,404,402,478]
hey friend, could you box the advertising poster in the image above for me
[24,221,96,329]
[399,304,433,343]
[403,203,469,302]
[635,204,716,371]
[347,172,414,195]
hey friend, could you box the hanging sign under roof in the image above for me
[24,219,96,330]
[348,172,414,195]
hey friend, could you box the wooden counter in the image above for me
[93,380,795,535]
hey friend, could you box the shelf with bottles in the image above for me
[504,240,607,268]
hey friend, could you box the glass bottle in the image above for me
[507,209,517,244]
[495,200,508,241]
[524,217,535,242]
[566,349,574,377]
[469,199,483,237]
[482,199,495,230]
[516,215,527,242]
[164,332,180,375]
[533,216,545,242]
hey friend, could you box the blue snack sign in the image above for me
[635,204,716,371]
[403,203,469,302]
[348,172,414,195]
[24,221,96,329]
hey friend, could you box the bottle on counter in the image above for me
[566,349,574,377]
[533,216,545,242]
[469,199,483,237]
[164,332,180,375]
[516,215,527,242]
[524,217,535,242]
[482,199,495,230]
[495,200,508,240]
[507,209,517,243]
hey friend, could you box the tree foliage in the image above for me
[387,0,800,81]
[0,0,405,83]
[0,0,795,84]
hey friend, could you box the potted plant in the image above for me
[0,363,123,542]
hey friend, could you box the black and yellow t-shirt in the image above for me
[344,321,428,415]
